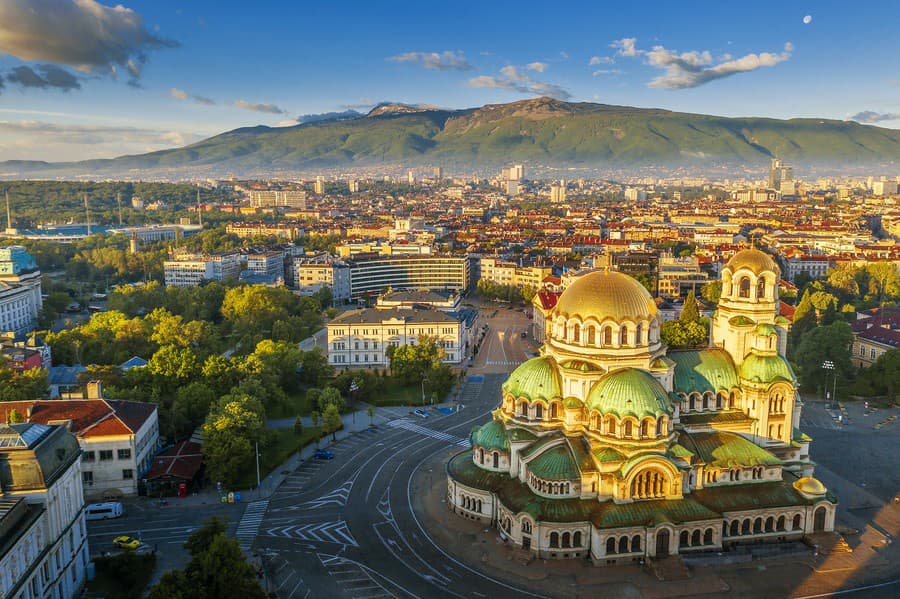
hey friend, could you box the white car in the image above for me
[413,409,429,418]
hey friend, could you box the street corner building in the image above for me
[447,249,836,565]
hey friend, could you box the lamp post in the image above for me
[421,375,429,406]
[822,360,837,406]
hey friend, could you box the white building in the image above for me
[6,393,160,499]
[293,256,352,301]
[0,246,42,336]
[873,180,898,196]
[314,176,325,195]
[163,250,242,287]
[0,422,88,599]
[327,307,467,367]
[624,188,647,202]
[244,250,285,281]
[550,183,566,203]
[784,256,834,282]
[247,190,307,209]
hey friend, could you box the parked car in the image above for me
[314,449,335,460]
[520,331,527,338]
[413,409,429,418]
[112,535,141,550]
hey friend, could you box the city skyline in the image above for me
[0,0,899,161]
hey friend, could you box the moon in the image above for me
[803,15,812,24]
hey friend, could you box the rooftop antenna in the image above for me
[116,191,123,226]
[84,193,91,236]
[5,189,11,232]
[196,186,203,227]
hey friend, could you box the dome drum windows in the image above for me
[630,469,669,500]
[528,472,573,497]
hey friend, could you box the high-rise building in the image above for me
[506,180,520,196]
[768,158,793,190]
[407,171,416,185]
[163,250,242,287]
[315,176,326,195]
[624,187,647,202]
[433,166,443,179]
[550,181,567,203]
[348,179,359,193]
[247,190,307,209]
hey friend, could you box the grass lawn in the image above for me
[84,553,156,599]
[267,389,315,419]
[368,377,435,407]
[235,426,320,489]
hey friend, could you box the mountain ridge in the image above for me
[3,97,899,177]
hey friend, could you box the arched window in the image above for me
[550,532,559,548]
[739,277,751,298]
[618,536,629,553]
[656,417,664,436]
[523,520,532,534]
[679,531,689,547]
[776,516,786,531]
[730,521,739,537]
[624,420,633,438]
[574,531,582,547]
[792,514,802,531]
[519,402,527,417]
[702,395,709,410]
[572,326,580,343]
[704,529,713,545]
[492,452,499,469]
[603,327,612,346]
[478,448,484,464]
[562,532,571,548]
[606,537,616,554]
[620,326,628,346]
[630,469,667,499]
[691,530,701,546]
[753,518,762,533]
[550,403,558,419]
[635,323,643,345]
[586,326,595,345]
[765,517,774,532]
[535,404,543,419]
[757,278,766,300]
[741,519,751,535]
[729,391,737,409]
[606,416,616,435]
[689,395,696,411]
[631,535,641,552]
[716,394,723,410]
[640,420,649,438]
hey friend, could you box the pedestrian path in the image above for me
[236,500,269,552]
[386,418,469,447]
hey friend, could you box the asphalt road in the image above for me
[254,372,543,599]
[471,307,533,373]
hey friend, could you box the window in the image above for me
[82,451,95,462]
[118,449,131,460]
[859,345,866,357]
[82,471,93,484]
[99,450,113,461]
[122,469,134,479]
[870,348,876,359]
[739,277,751,298]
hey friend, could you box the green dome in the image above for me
[586,368,673,419]
[729,315,756,327]
[527,445,580,480]
[471,419,509,452]
[560,359,600,372]
[671,349,739,395]
[502,356,561,402]
[563,397,584,409]
[755,323,778,337]
[740,352,795,384]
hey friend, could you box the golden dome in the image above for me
[724,248,778,275]
[555,270,657,322]
[793,477,827,496]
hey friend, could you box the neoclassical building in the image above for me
[447,249,836,565]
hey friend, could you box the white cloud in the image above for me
[388,50,473,71]
[468,66,571,100]
[0,0,177,85]
[645,42,793,89]
[611,38,639,57]
[526,62,548,73]
[592,69,623,76]
[849,111,900,124]
[589,56,614,66]
[559,51,569,59]
[170,87,216,105]
[231,100,285,114]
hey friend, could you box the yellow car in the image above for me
[112,535,141,550]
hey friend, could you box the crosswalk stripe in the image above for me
[235,500,269,551]
[386,419,469,447]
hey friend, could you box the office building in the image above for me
[315,176,326,195]
[244,250,286,283]
[769,158,794,191]
[0,422,89,598]
[226,222,303,240]
[348,179,359,193]
[480,258,552,290]
[624,188,648,202]
[0,246,42,336]
[163,250,242,287]
[550,182,567,203]
[657,253,709,299]
[293,255,352,301]
[247,190,307,210]
[347,255,470,300]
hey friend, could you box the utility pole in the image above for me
[84,193,91,236]
[116,192,123,225]
[255,441,261,493]
[197,186,203,227]
[4,189,11,232]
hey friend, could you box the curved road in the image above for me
[255,373,544,599]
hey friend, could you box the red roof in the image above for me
[779,301,796,321]
[143,440,203,481]
[1,399,156,438]
[535,290,561,310]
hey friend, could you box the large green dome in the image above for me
[471,419,510,452]
[586,368,673,419]
[502,356,562,402]
[740,352,795,384]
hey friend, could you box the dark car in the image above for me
[521,332,527,338]
[314,449,335,460]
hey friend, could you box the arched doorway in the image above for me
[656,529,670,556]
[814,506,827,532]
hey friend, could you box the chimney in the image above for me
[86,380,103,400]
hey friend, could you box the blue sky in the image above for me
[0,0,898,161]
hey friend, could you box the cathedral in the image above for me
[446,249,836,564]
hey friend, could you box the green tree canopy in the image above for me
[795,321,854,391]
[680,290,700,323]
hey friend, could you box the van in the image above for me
[85,502,123,520]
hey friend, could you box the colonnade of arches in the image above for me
[679,390,738,413]
[724,513,803,538]
[549,530,584,549]
[630,469,669,500]
[589,411,668,440]
[679,527,715,548]
[551,317,659,349]
[528,472,572,496]
[458,494,483,514]
[722,271,776,303]
[604,534,642,554]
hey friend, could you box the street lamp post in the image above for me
[822,360,837,406]
[421,376,429,406]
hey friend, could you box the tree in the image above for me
[148,345,200,382]
[322,404,342,441]
[0,367,49,402]
[790,289,816,348]
[389,335,446,385]
[680,290,700,323]
[147,570,190,599]
[367,405,375,426]
[795,321,854,391]
[298,347,334,387]
[700,280,722,304]
[660,319,708,349]
[242,339,302,391]
[183,516,227,556]
[202,391,266,486]
[827,264,860,299]
[866,262,900,304]
[856,349,900,402]
[312,286,333,309]
[294,415,304,435]
[172,382,217,435]
[319,386,345,413]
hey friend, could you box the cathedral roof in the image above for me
[740,352,795,384]
[793,476,827,496]
[470,420,509,452]
[554,269,657,322]
[724,248,779,275]
[680,431,783,468]
[586,368,673,419]
[502,356,562,402]
[528,444,581,480]
[670,349,739,395]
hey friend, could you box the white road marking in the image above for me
[386,419,469,447]
[235,500,269,551]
